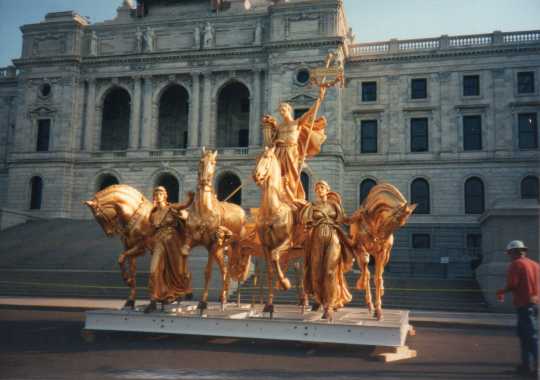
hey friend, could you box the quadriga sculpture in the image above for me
[84,184,193,309]
[348,183,416,320]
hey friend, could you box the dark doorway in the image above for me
[217,82,250,148]
[101,88,131,151]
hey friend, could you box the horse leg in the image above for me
[262,249,275,318]
[355,250,373,313]
[123,257,137,310]
[374,256,385,321]
[212,244,228,310]
[198,252,214,314]
[271,240,292,291]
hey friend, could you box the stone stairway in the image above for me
[230,266,490,313]
[0,219,227,302]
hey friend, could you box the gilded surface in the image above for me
[300,181,353,320]
[349,183,416,320]
[84,184,193,309]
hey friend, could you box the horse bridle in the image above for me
[92,196,145,236]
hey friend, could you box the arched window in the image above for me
[301,171,310,201]
[217,173,241,206]
[465,177,485,214]
[158,85,189,149]
[101,87,131,151]
[155,173,180,203]
[97,174,119,191]
[30,176,43,210]
[521,176,539,200]
[217,82,250,148]
[359,179,376,206]
[411,178,430,214]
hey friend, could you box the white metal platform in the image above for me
[85,302,412,348]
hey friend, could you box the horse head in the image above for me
[253,146,278,187]
[199,147,218,188]
[394,203,417,227]
[84,198,119,237]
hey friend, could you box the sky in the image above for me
[0,0,539,67]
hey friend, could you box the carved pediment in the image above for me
[29,105,57,117]
[286,94,317,106]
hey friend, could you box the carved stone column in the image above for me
[200,71,212,147]
[84,78,96,151]
[249,69,262,147]
[188,72,200,148]
[141,75,153,149]
[129,76,142,149]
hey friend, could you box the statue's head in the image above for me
[314,180,330,200]
[278,102,293,119]
[153,186,168,206]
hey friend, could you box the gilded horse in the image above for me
[348,183,416,320]
[181,148,249,312]
[84,184,193,308]
[252,146,305,315]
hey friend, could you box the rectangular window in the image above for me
[519,113,538,149]
[294,108,308,119]
[463,75,480,96]
[412,233,431,249]
[410,118,428,152]
[466,233,482,250]
[463,115,482,151]
[360,120,378,153]
[411,78,427,99]
[517,72,535,94]
[36,119,50,152]
[361,81,377,102]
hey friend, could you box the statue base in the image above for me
[84,302,415,361]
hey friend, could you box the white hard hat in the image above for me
[506,240,528,251]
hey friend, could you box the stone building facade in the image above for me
[0,0,538,278]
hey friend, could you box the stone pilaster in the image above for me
[141,75,153,149]
[84,78,96,151]
[200,71,212,148]
[188,72,200,148]
[129,76,142,149]
[249,69,262,147]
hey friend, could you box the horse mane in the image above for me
[94,184,149,207]
[363,183,407,213]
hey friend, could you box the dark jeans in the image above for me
[516,304,538,369]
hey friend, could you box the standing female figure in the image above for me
[145,186,192,313]
[300,181,353,320]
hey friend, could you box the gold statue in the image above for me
[349,183,416,320]
[181,148,251,312]
[252,147,305,315]
[261,53,343,207]
[300,180,354,320]
[144,186,193,313]
[84,184,193,310]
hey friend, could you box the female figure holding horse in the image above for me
[145,186,192,313]
[300,180,353,320]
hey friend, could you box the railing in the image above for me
[349,30,540,57]
[0,66,17,80]
[217,147,249,156]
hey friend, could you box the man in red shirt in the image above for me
[497,240,539,376]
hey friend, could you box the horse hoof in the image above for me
[263,303,274,318]
[123,299,135,310]
[311,303,321,312]
[143,301,157,314]
[185,293,194,301]
[375,309,383,321]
